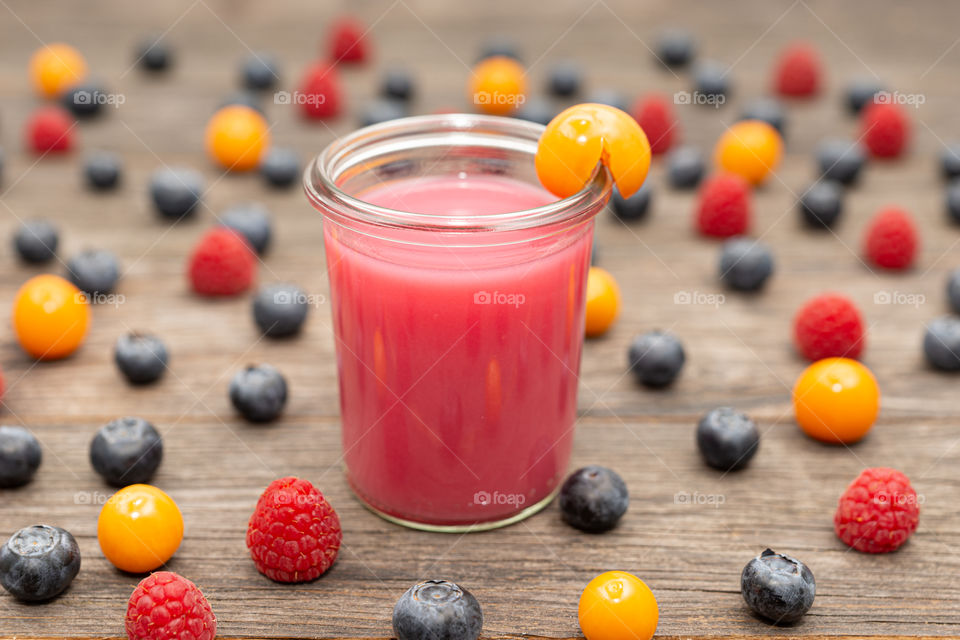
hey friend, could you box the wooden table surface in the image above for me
[2,0,960,638]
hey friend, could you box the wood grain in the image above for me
[1,0,960,637]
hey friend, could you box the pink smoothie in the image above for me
[324,174,593,526]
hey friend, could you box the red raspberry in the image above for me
[773,42,821,97]
[863,206,918,270]
[188,228,256,296]
[630,93,678,155]
[834,467,919,553]
[695,173,751,237]
[793,293,865,360]
[329,17,368,63]
[860,101,909,158]
[26,106,74,153]
[246,476,342,583]
[298,62,342,119]
[125,571,216,640]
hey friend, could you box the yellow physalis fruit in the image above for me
[584,266,621,337]
[714,119,783,185]
[469,56,526,116]
[29,43,88,98]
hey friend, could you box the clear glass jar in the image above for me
[305,114,610,531]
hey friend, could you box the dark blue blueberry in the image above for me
[667,146,705,189]
[610,183,652,222]
[799,181,843,229]
[477,35,521,63]
[693,60,730,101]
[137,36,172,72]
[359,98,407,128]
[230,364,288,423]
[924,316,960,372]
[253,283,310,338]
[547,60,582,97]
[515,96,554,126]
[381,68,415,102]
[84,151,122,190]
[89,416,163,486]
[586,88,629,113]
[0,426,42,488]
[947,269,960,314]
[393,580,483,640]
[558,465,628,533]
[218,91,264,115]
[845,77,885,115]
[65,249,120,297]
[719,237,774,291]
[0,525,80,602]
[656,29,696,68]
[62,82,110,119]
[741,549,815,624]
[221,202,271,255]
[941,144,960,181]
[242,53,280,91]
[114,332,168,385]
[150,167,203,219]
[13,219,58,264]
[260,147,301,189]
[815,138,865,186]
[628,330,686,388]
[739,97,786,137]
[696,407,759,471]
[947,181,960,225]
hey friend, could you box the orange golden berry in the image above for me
[469,56,526,116]
[584,267,621,337]
[29,43,87,98]
[714,120,783,185]
[205,105,271,171]
[793,357,880,444]
[579,571,658,640]
[98,484,184,573]
[12,274,90,360]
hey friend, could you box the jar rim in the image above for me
[303,113,611,233]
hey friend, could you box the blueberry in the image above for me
[656,29,696,68]
[478,35,521,62]
[150,167,203,220]
[741,549,815,624]
[739,97,786,137]
[230,364,288,423]
[0,426,42,488]
[218,91,265,115]
[260,147,301,189]
[558,465,628,533]
[65,249,120,297]
[628,330,686,388]
[242,53,279,91]
[382,68,415,102]
[84,151,122,190]
[253,283,310,338]
[393,580,483,640]
[924,316,960,371]
[89,416,163,486]
[547,60,582,97]
[220,202,271,255]
[0,525,80,602]
[941,144,960,181]
[693,60,730,100]
[359,98,407,128]
[947,181,960,225]
[610,183,652,222]
[13,219,59,264]
[515,96,554,126]
[586,88,629,113]
[666,146,705,189]
[815,138,865,186]
[114,332,168,385]
[719,237,774,291]
[696,407,759,471]
[137,37,171,71]
[799,181,843,229]
[62,82,109,119]
[845,77,885,115]
[947,269,960,314]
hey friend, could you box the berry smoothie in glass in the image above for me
[305,115,609,531]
